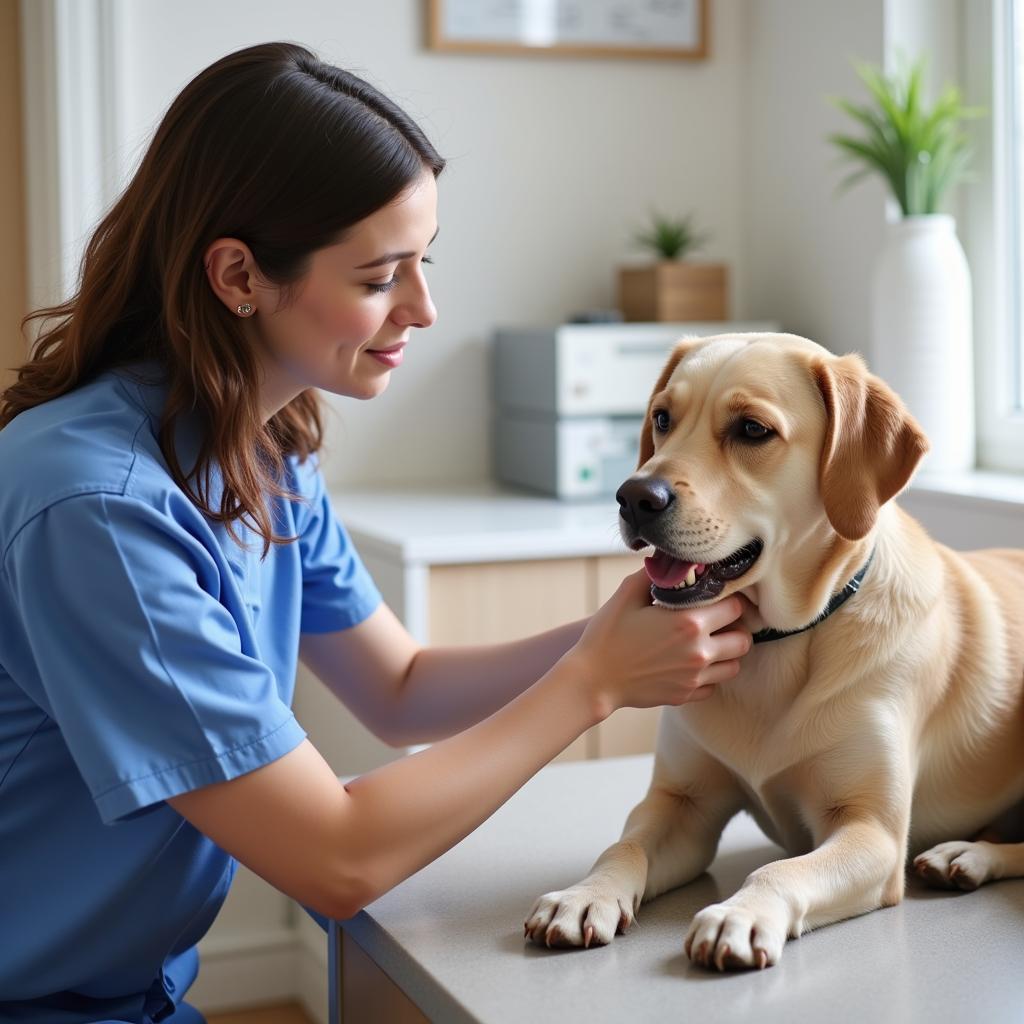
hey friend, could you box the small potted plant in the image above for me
[617,209,728,322]
[828,53,983,473]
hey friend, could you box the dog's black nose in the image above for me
[616,477,675,529]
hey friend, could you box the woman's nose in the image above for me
[411,292,437,329]
[397,275,437,329]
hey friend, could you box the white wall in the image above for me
[102,0,746,488]
[739,0,888,358]
[30,0,979,486]
[39,0,972,484]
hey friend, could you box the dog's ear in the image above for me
[812,354,929,540]
[637,338,702,469]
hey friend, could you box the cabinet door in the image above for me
[338,930,429,1022]
[429,559,590,644]
[428,559,595,762]
[592,554,662,758]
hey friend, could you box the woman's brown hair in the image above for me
[0,41,445,555]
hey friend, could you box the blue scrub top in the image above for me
[0,362,382,1022]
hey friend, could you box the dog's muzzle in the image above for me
[616,476,763,606]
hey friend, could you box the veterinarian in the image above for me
[0,42,752,1023]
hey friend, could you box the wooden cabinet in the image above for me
[427,558,591,645]
[426,557,595,762]
[422,552,660,763]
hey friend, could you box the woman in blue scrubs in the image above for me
[0,41,752,1023]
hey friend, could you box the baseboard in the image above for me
[188,927,300,1014]
[187,921,329,1023]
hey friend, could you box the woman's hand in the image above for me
[563,567,753,720]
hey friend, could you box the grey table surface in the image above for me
[338,754,1024,1023]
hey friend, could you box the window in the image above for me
[966,0,1024,472]
[1004,0,1024,420]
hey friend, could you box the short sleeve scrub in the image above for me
[0,362,381,1023]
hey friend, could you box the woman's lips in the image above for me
[366,341,406,367]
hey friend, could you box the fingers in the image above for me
[693,659,742,688]
[618,567,654,606]
[715,592,757,627]
[691,594,747,633]
[688,683,719,702]
[706,627,752,663]
[676,660,741,706]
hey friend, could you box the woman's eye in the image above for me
[739,418,774,441]
[652,409,670,432]
[365,255,434,295]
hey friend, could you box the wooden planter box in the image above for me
[618,261,729,322]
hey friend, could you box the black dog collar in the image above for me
[751,548,876,645]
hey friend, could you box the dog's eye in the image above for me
[652,409,671,433]
[739,419,774,441]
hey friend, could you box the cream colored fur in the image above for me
[524,332,1024,971]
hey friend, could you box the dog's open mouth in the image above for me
[639,539,764,606]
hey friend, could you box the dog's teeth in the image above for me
[685,567,697,587]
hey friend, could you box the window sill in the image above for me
[909,468,1024,513]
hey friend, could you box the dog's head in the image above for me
[618,332,928,619]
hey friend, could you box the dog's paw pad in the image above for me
[524,886,635,949]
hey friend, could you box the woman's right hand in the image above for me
[564,567,753,720]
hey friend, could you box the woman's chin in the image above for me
[338,372,392,401]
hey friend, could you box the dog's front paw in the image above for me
[913,840,1000,891]
[684,894,788,971]
[524,883,635,949]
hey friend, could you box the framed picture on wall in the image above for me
[425,0,708,61]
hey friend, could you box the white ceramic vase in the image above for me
[870,213,974,473]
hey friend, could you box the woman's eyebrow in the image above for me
[355,225,439,268]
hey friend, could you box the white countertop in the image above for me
[330,481,635,564]
[334,754,1024,1023]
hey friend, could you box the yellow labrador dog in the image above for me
[524,332,1024,971]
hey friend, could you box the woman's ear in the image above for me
[812,354,929,540]
[637,338,702,469]
[203,237,260,315]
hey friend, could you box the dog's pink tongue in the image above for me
[644,550,697,589]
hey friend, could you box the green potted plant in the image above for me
[617,208,728,322]
[828,54,984,474]
[828,54,980,214]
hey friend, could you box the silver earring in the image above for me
[236,303,253,316]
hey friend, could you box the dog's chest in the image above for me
[677,645,820,853]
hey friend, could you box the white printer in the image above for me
[492,321,780,499]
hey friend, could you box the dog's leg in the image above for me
[915,798,1024,890]
[913,839,1024,890]
[525,746,744,949]
[685,808,907,971]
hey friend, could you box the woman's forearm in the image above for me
[386,615,590,744]
[341,652,606,913]
[332,570,750,919]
